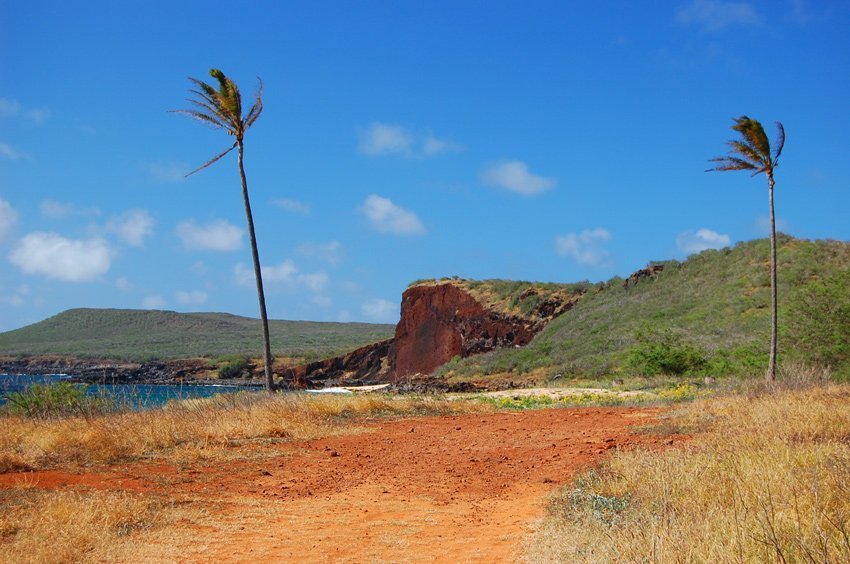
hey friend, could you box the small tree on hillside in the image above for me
[172,69,275,392]
[708,116,785,382]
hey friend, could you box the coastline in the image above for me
[0,356,264,388]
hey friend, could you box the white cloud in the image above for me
[274,198,311,215]
[676,228,731,254]
[39,199,101,219]
[358,123,463,157]
[675,0,759,30]
[361,298,399,323]
[359,195,426,235]
[297,240,342,265]
[421,133,465,156]
[146,160,189,183]
[143,295,167,309]
[0,98,49,124]
[115,277,131,290]
[554,228,612,266]
[9,232,112,281]
[176,219,243,251]
[0,198,18,240]
[0,142,29,161]
[260,260,299,284]
[358,123,414,156]
[107,209,155,246]
[176,290,208,306]
[235,260,328,293]
[298,271,330,292]
[480,160,556,196]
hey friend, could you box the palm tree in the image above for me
[709,116,785,382]
[172,68,275,392]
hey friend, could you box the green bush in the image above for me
[2,382,113,418]
[786,270,850,370]
[216,356,249,379]
[625,327,707,376]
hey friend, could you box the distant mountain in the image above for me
[0,309,395,362]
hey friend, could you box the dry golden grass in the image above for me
[525,377,850,562]
[0,392,484,471]
[0,489,164,564]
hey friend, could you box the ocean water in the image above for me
[0,373,260,410]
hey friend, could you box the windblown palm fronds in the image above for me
[172,68,263,176]
[708,115,784,176]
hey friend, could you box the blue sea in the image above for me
[0,373,260,410]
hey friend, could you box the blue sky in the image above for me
[1,0,848,331]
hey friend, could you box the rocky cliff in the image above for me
[293,279,586,387]
[394,284,542,377]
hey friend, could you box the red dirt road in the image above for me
[1,407,679,562]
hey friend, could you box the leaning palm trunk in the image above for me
[237,140,274,390]
[173,68,275,392]
[709,116,785,382]
[767,172,778,381]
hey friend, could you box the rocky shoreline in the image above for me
[0,357,264,388]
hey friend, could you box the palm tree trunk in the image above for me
[767,172,778,382]
[237,140,275,392]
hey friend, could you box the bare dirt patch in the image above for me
[1,406,680,562]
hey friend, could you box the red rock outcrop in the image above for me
[289,281,584,387]
[393,284,543,378]
[282,338,394,387]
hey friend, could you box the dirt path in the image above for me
[1,407,679,562]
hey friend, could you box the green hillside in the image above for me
[439,236,850,382]
[0,309,395,362]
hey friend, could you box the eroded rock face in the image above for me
[623,265,665,288]
[283,339,394,388]
[393,284,543,378]
[291,282,585,387]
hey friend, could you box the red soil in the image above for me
[0,406,681,562]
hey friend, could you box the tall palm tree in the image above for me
[172,68,275,392]
[709,116,785,382]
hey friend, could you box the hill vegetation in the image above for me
[409,277,593,319]
[0,309,395,362]
[439,236,850,382]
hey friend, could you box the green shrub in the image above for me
[2,382,114,418]
[625,327,707,376]
[216,356,249,379]
[786,270,850,370]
